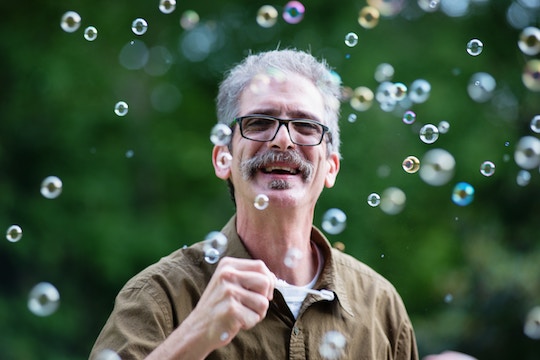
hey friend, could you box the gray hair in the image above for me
[216,49,342,156]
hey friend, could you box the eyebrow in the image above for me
[248,108,322,122]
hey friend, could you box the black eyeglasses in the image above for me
[233,114,330,146]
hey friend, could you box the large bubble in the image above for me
[419,124,440,144]
[518,27,540,56]
[321,208,347,235]
[451,182,475,206]
[210,124,232,146]
[349,86,374,111]
[60,11,81,33]
[358,6,380,29]
[283,1,305,24]
[419,148,456,186]
[467,72,496,102]
[6,225,23,243]
[380,187,406,215]
[202,231,228,264]
[466,38,484,56]
[408,79,431,103]
[522,59,540,91]
[256,5,278,28]
[28,282,60,317]
[524,306,540,340]
[40,176,63,199]
[514,136,540,169]
[319,330,346,360]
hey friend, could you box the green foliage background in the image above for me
[1,0,539,359]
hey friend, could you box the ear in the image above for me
[212,145,232,180]
[324,153,340,188]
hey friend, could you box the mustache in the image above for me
[240,150,314,181]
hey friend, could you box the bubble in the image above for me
[210,124,232,146]
[444,293,454,303]
[418,0,441,12]
[6,225,22,243]
[468,72,496,102]
[514,136,540,169]
[466,38,484,56]
[321,208,347,235]
[254,194,269,210]
[220,332,229,342]
[344,32,358,47]
[419,124,440,144]
[131,18,148,36]
[480,161,496,177]
[438,120,450,134]
[40,176,63,199]
[518,27,540,56]
[119,40,149,70]
[332,241,345,251]
[517,169,531,186]
[349,86,374,111]
[84,26,98,41]
[419,148,456,186]
[402,156,420,173]
[451,182,474,206]
[347,113,357,123]
[180,10,200,30]
[283,247,303,268]
[203,231,228,264]
[402,110,416,124]
[367,193,381,207]
[524,306,540,340]
[256,5,278,28]
[159,0,176,14]
[392,82,408,101]
[27,282,60,317]
[358,6,380,29]
[95,349,122,360]
[125,150,134,158]
[114,101,129,116]
[374,63,394,82]
[380,187,406,215]
[409,79,431,103]
[522,59,540,91]
[530,115,540,133]
[216,152,233,169]
[283,1,305,24]
[60,11,81,33]
[319,330,346,360]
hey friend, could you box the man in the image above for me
[90,49,419,359]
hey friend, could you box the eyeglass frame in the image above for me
[232,114,331,146]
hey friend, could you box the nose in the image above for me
[269,122,295,150]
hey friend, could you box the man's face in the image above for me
[213,72,339,212]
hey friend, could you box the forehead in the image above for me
[238,72,325,122]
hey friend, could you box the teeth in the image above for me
[263,166,298,174]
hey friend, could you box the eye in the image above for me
[243,117,275,132]
[292,120,322,135]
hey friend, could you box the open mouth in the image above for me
[261,166,299,175]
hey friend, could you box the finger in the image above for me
[220,269,274,299]
[219,291,269,330]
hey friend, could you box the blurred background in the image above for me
[1,0,539,359]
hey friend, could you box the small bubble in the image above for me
[282,1,305,24]
[114,101,129,116]
[180,10,200,30]
[28,282,60,317]
[480,161,495,177]
[95,349,122,360]
[402,156,420,174]
[409,79,431,103]
[419,124,440,144]
[505,141,510,147]
[444,293,454,303]
[210,124,232,146]
[517,170,531,186]
[349,86,373,111]
[524,306,540,340]
[380,254,385,258]
[518,27,540,56]
[321,208,347,235]
[347,113,357,123]
[203,231,228,264]
[60,11,81,33]
[374,63,394,82]
[319,331,346,360]
[344,32,358,47]
[466,38,484,56]
[219,332,229,342]
[530,115,540,133]
[419,149,456,186]
[256,5,278,28]
[40,176,63,199]
[380,187,406,215]
[468,72,496,102]
[358,6,380,29]
[514,136,540,169]
[402,110,416,124]
[6,225,22,243]
[367,193,381,207]
[522,59,540,92]
[451,182,474,206]
[284,247,303,268]
[254,194,269,210]
[159,0,176,14]
[216,152,233,169]
[84,26,98,41]
[438,120,450,134]
[125,150,134,158]
[131,18,148,36]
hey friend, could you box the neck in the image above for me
[235,204,318,285]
